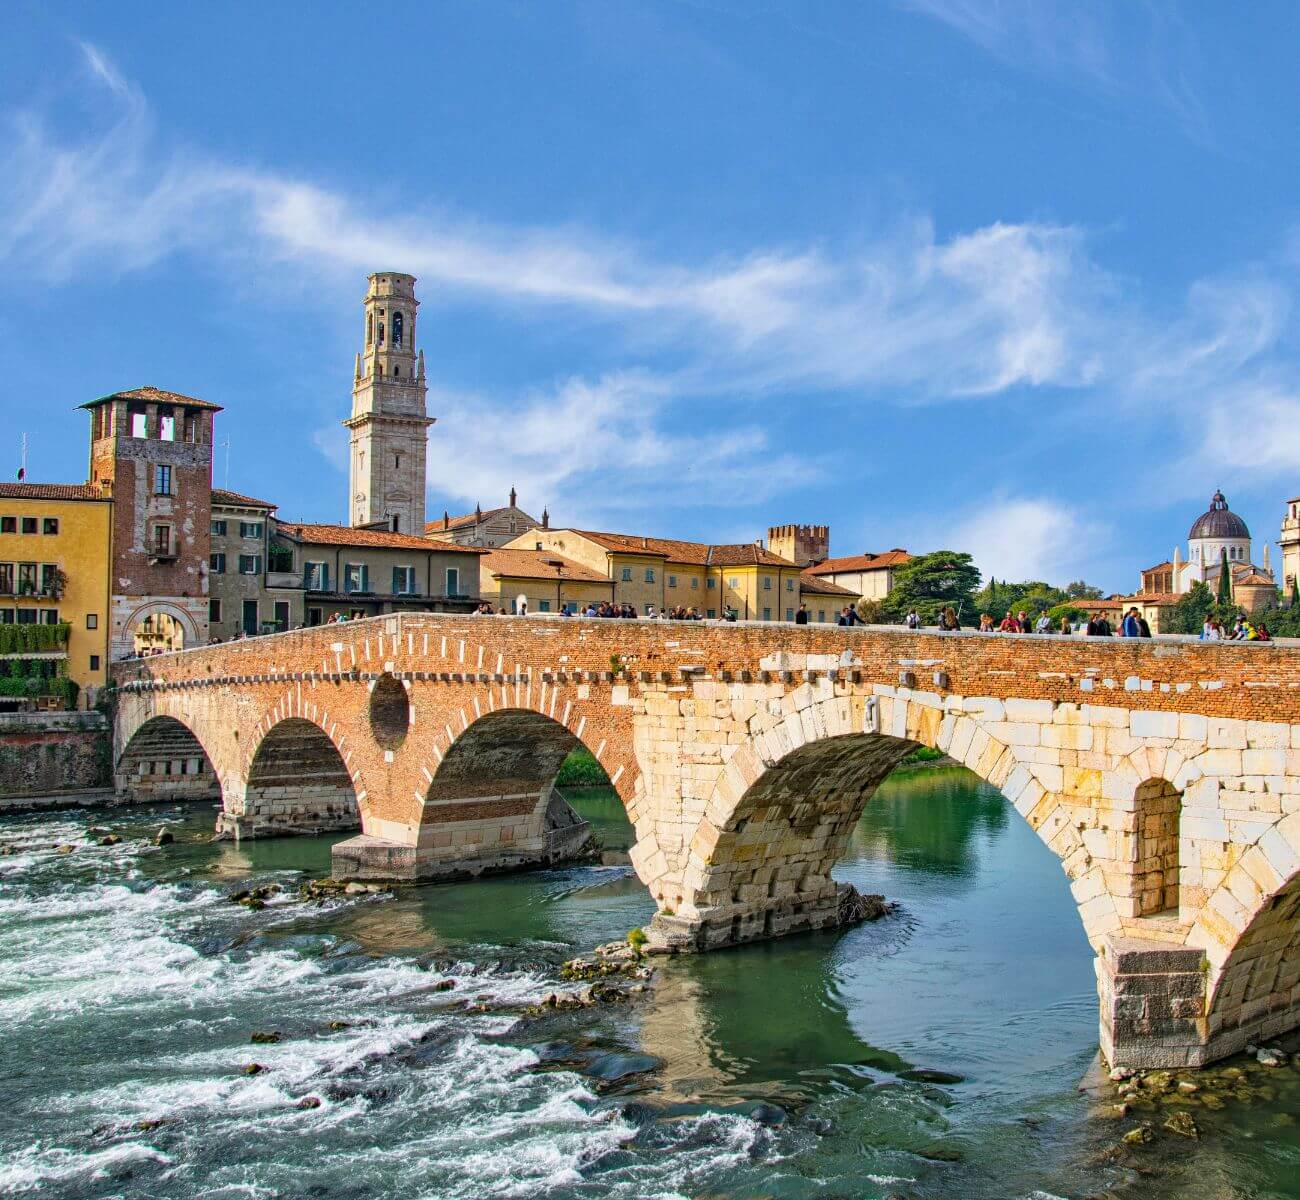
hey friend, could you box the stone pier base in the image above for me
[1098,935,1209,1069]
[646,883,883,952]
[213,811,361,841]
[330,795,594,883]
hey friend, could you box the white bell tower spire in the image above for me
[344,272,434,533]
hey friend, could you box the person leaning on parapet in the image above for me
[1087,611,1113,636]
[795,604,809,625]
[979,613,994,633]
[939,606,960,631]
[1034,612,1052,635]
[998,611,1020,633]
[1121,607,1142,638]
[905,608,921,630]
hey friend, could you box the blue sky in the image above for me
[3,2,1299,591]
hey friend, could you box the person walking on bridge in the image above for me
[795,604,809,625]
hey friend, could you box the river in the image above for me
[2,766,1298,1198]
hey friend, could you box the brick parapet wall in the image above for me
[112,613,1300,722]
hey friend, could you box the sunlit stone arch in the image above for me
[662,689,1125,951]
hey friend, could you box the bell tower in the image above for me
[344,272,434,533]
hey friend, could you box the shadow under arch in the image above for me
[232,717,361,839]
[418,707,600,880]
[1203,863,1300,1055]
[115,714,222,803]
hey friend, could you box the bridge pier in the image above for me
[330,789,592,882]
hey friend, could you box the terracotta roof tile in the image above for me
[798,570,858,596]
[81,386,223,412]
[482,548,611,584]
[426,506,508,534]
[277,522,485,554]
[0,482,106,501]
[212,488,276,510]
[806,549,912,576]
[571,529,795,568]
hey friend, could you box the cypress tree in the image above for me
[1291,577,1299,607]
[1216,548,1233,607]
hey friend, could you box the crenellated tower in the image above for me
[345,272,434,533]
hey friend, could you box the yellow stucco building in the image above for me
[478,547,614,613]
[505,528,854,621]
[0,484,112,705]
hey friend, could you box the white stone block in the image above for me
[1130,710,1180,740]
[1005,697,1055,723]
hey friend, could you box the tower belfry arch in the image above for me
[345,272,434,534]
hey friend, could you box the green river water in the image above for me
[2,765,1299,1198]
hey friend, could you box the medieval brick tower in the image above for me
[345,272,433,533]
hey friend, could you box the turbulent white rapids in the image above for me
[0,812,767,1199]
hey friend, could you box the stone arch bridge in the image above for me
[111,612,1300,1069]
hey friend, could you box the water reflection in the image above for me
[850,763,1009,879]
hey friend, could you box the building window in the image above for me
[209,598,222,622]
[305,561,329,591]
[706,578,715,589]
[209,553,226,574]
[786,578,794,592]
[392,565,416,595]
[818,610,826,623]
[43,518,58,535]
[239,521,263,539]
[211,520,227,536]
[538,599,551,612]
[0,564,11,593]
[0,517,13,533]
[763,576,772,590]
[691,577,699,589]
[0,608,12,624]
[17,563,36,593]
[21,517,36,534]
[621,567,632,581]
[274,600,290,631]
[786,608,794,621]
[40,564,56,594]
[344,563,368,594]
[238,554,262,576]
[131,411,147,438]
[90,655,100,671]
[152,525,172,556]
[307,607,323,627]
[392,311,404,347]
[86,613,98,629]
[154,465,172,495]
[762,607,772,621]
[159,412,176,441]
[40,609,59,624]
[707,608,716,618]
[728,577,739,589]
[645,568,655,583]
[16,609,35,625]
[445,567,460,596]
[667,575,677,588]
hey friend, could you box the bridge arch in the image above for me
[1192,812,1300,1055]
[413,705,630,881]
[226,716,362,839]
[115,714,222,803]
[663,690,1116,951]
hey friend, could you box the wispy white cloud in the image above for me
[936,497,1109,585]
[902,0,1208,137]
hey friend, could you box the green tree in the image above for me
[1216,549,1232,606]
[1162,581,1214,635]
[883,551,981,624]
[1291,577,1299,607]
[1065,580,1104,600]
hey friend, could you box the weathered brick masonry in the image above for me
[112,613,1300,1068]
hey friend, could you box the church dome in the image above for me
[1189,490,1250,541]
